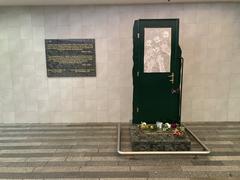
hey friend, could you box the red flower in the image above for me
[171,123,177,129]
[173,129,184,137]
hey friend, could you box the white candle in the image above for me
[156,122,163,129]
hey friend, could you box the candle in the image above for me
[156,121,163,129]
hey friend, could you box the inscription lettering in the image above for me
[45,39,96,77]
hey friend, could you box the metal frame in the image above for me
[117,123,210,155]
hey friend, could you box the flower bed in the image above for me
[130,123,191,151]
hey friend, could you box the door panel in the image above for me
[144,27,171,73]
[132,19,182,124]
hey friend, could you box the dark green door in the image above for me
[132,19,182,124]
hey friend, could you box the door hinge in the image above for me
[137,33,140,38]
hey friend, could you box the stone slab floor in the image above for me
[0,122,239,180]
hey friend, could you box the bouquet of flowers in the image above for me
[138,122,186,137]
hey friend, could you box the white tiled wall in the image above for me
[0,3,239,123]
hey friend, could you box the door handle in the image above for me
[168,73,174,84]
[171,88,180,94]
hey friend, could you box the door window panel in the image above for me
[144,28,172,73]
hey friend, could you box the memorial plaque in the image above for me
[45,39,96,77]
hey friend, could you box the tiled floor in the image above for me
[0,122,239,180]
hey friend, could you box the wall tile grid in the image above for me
[0,3,239,123]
